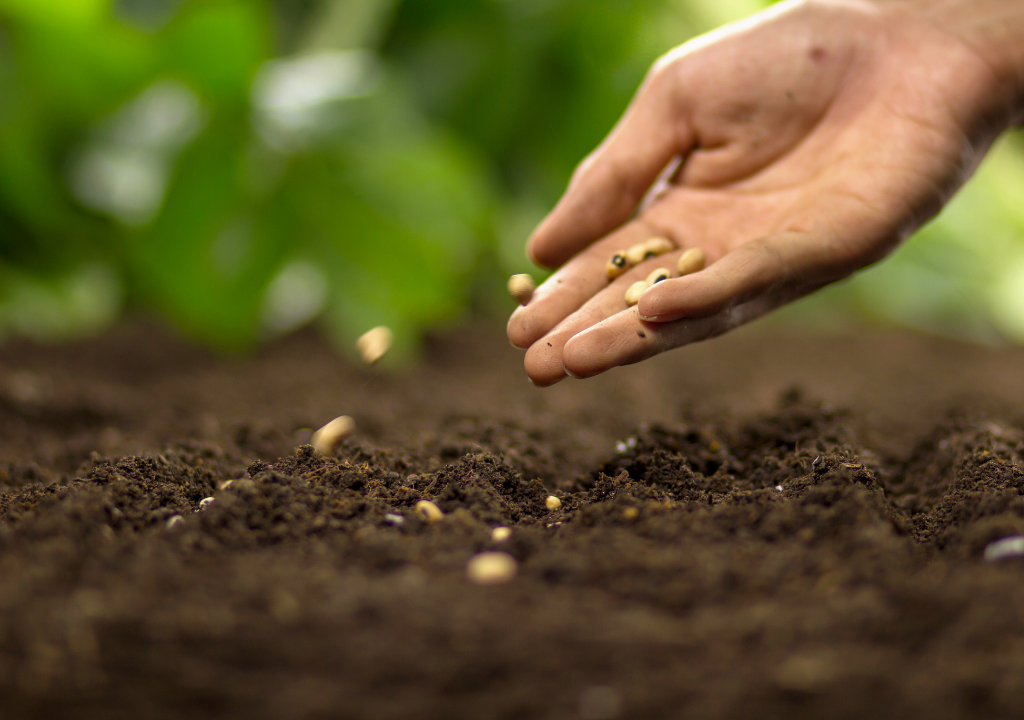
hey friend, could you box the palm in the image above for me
[509,0,1007,386]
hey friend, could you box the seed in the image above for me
[198,497,215,511]
[545,495,562,511]
[624,280,649,306]
[507,274,536,305]
[677,247,706,276]
[166,514,184,528]
[384,513,405,526]
[645,267,672,285]
[415,499,444,523]
[466,551,518,585]
[643,237,674,258]
[605,252,629,280]
[218,479,234,491]
[625,243,650,267]
[984,535,1024,561]
[356,326,393,365]
[491,526,512,542]
[311,415,356,455]
[622,507,639,520]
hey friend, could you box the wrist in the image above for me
[874,0,1024,124]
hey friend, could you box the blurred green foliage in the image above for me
[0,0,1023,359]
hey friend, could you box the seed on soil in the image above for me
[984,535,1024,561]
[491,526,512,542]
[356,326,393,366]
[415,499,444,523]
[622,507,639,520]
[311,415,356,455]
[624,280,649,306]
[166,514,184,529]
[546,495,562,511]
[605,252,629,279]
[677,247,706,276]
[218,479,234,491]
[507,274,536,305]
[645,267,672,285]
[466,552,518,585]
[384,513,404,526]
[198,497,215,511]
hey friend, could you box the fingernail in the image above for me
[564,366,581,379]
[638,313,657,321]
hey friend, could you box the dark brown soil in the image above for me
[4,320,1024,719]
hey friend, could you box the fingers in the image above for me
[560,229,849,379]
[507,220,670,349]
[636,231,830,323]
[527,65,696,269]
[521,247,700,386]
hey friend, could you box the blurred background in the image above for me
[1,0,1024,362]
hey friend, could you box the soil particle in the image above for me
[4,321,1024,718]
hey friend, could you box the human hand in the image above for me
[508,0,1024,386]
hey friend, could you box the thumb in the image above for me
[527,63,695,269]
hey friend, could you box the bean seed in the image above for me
[166,514,184,528]
[198,497,215,511]
[624,280,649,306]
[984,535,1024,561]
[642,237,674,259]
[466,552,518,585]
[622,507,639,520]
[677,247,706,276]
[605,252,629,280]
[415,499,444,523]
[491,526,512,542]
[356,326,393,365]
[546,495,562,511]
[384,513,404,526]
[625,243,650,267]
[507,274,536,305]
[645,267,672,285]
[311,415,356,455]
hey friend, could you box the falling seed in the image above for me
[622,507,639,520]
[356,326,393,365]
[645,267,673,285]
[311,415,356,455]
[491,526,512,542]
[198,497,215,511]
[384,513,405,526]
[545,495,562,511]
[415,499,444,524]
[624,280,649,306]
[166,515,184,529]
[984,535,1024,561]
[466,552,518,585]
[677,248,706,276]
[605,252,629,280]
[507,274,536,305]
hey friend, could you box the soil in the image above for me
[4,319,1024,719]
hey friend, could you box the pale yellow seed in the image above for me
[677,248,706,276]
[466,552,518,585]
[623,507,639,520]
[507,274,536,305]
[356,326,393,366]
[491,526,512,542]
[645,267,673,285]
[625,242,650,267]
[643,237,675,257]
[415,499,444,524]
[166,514,184,529]
[546,495,562,511]
[605,252,629,280]
[198,497,215,511]
[624,280,649,307]
[311,415,356,455]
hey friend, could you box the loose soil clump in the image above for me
[3,321,1024,719]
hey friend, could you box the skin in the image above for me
[507,0,1024,386]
